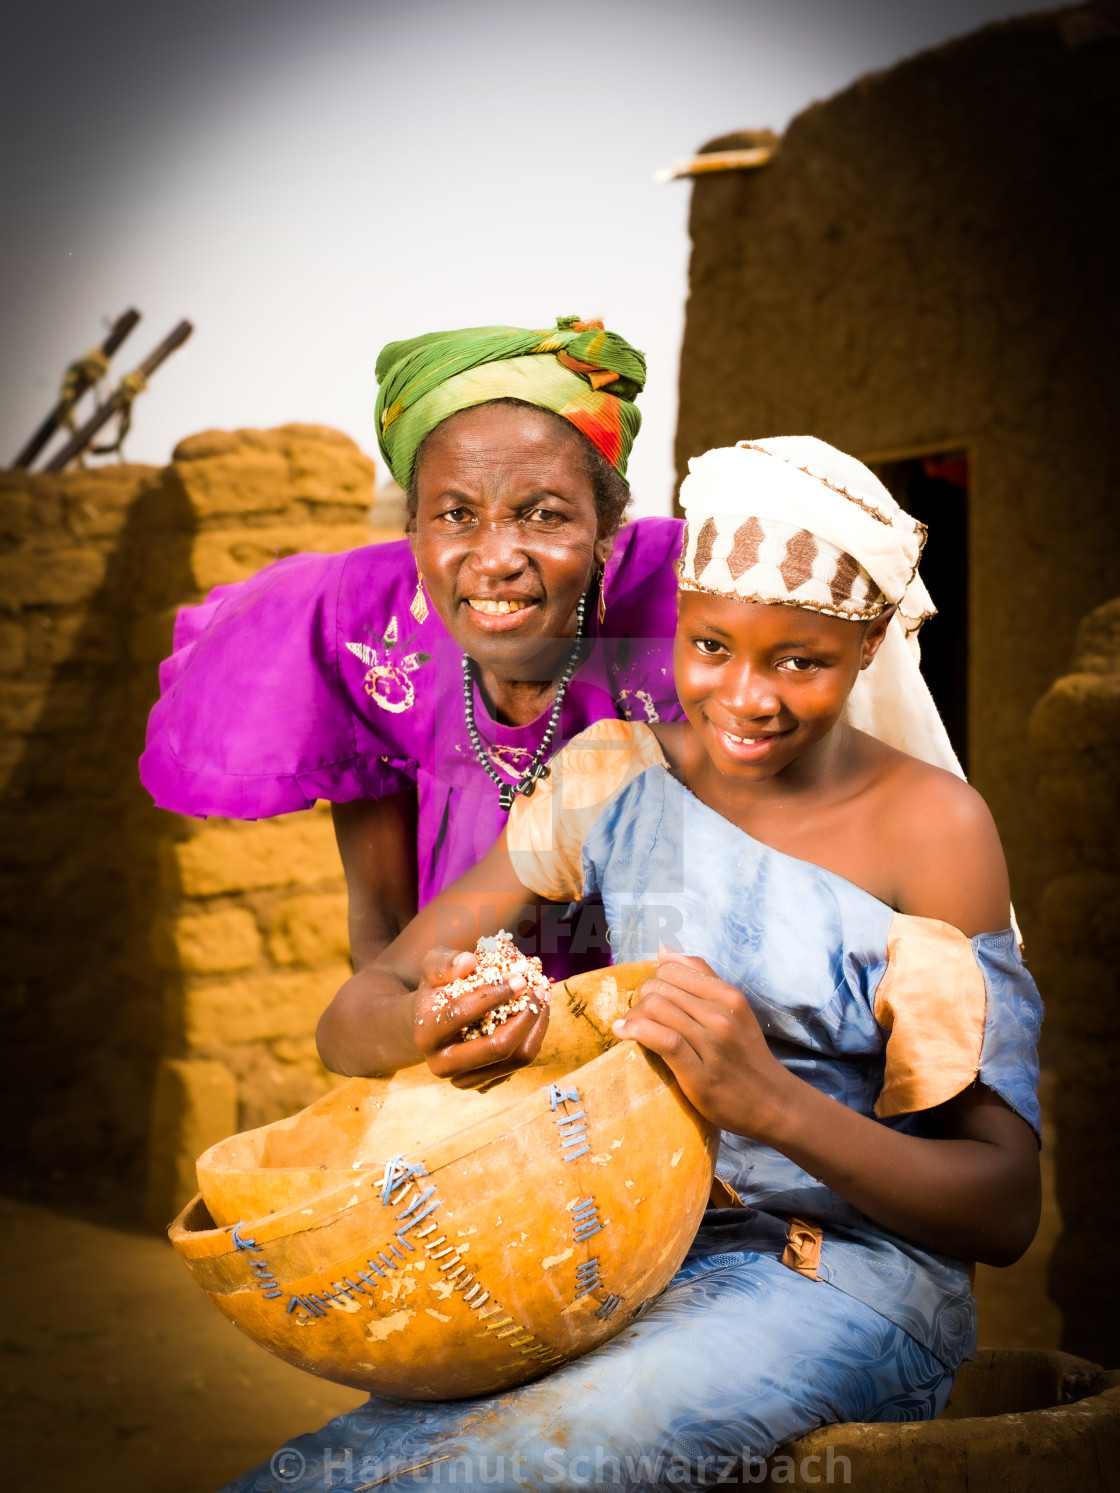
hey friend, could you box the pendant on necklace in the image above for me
[531,763,550,780]
[499,784,516,812]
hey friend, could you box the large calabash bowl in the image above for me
[168,961,716,1400]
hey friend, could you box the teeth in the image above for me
[469,599,530,616]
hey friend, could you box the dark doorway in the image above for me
[871,451,970,771]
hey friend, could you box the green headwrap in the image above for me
[374,316,646,491]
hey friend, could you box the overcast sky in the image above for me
[2,0,1043,516]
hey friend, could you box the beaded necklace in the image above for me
[462,593,587,812]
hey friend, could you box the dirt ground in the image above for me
[0,1094,1062,1493]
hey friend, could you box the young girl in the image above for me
[228,438,1042,1492]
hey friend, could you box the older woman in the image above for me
[141,317,683,979]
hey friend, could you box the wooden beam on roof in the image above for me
[655,132,779,184]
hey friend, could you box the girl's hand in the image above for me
[612,947,795,1140]
[412,948,550,1091]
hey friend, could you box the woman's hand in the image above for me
[414,948,550,1091]
[316,829,547,1080]
[612,947,795,1140]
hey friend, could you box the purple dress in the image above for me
[140,519,684,968]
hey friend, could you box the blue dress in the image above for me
[221,720,1042,1493]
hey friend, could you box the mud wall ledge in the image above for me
[0,425,399,1223]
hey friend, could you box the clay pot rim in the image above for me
[805,1376,1120,1445]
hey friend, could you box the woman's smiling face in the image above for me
[411,402,613,678]
[674,591,892,781]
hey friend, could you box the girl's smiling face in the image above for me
[673,591,893,782]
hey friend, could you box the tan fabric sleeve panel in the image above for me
[506,719,667,902]
[873,913,987,1119]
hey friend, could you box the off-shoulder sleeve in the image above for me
[873,914,1043,1138]
[506,719,667,901]
[139,543,419,818]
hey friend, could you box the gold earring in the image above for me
[410,570,429,624]
[597,565,607,626]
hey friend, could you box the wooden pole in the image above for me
[654,141,779,184]
[43,320,193,474]
[11,309,142,469]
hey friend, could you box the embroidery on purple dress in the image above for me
[140,520,684,976]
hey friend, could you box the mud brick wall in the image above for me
[144,807,354,1226]
[1031,598,1120,1363]
[0,426,401,1221]
[0,461,164,1194]
[675,11,1120,952]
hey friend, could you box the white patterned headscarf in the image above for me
[677,437,963,783]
